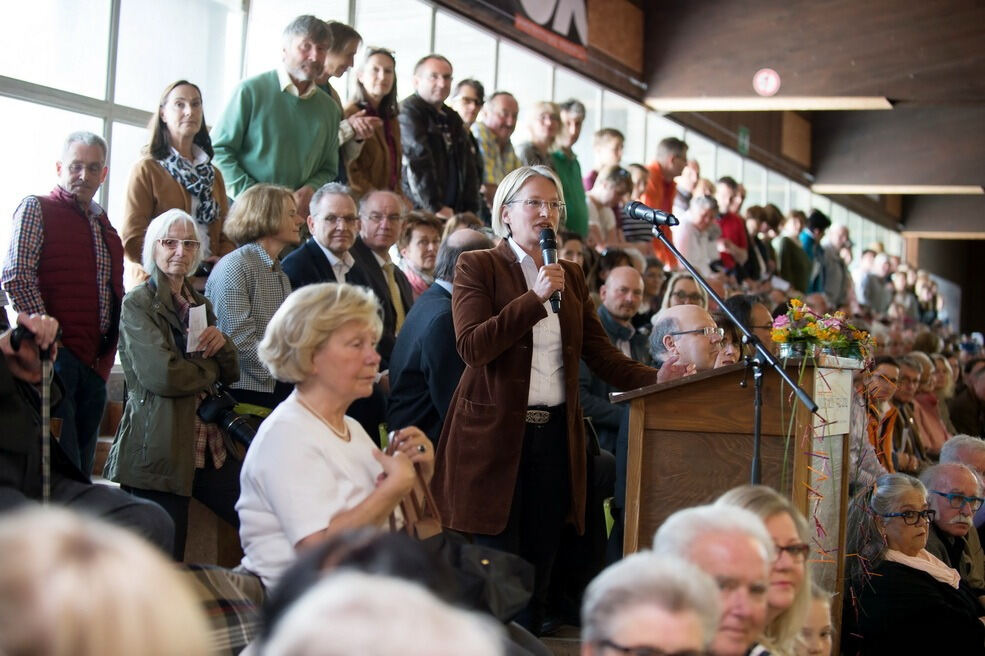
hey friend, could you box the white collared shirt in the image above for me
[277,66,318,99]
[507,238,565,407]
[314,241,354,282]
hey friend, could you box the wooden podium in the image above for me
[611,357,859,616]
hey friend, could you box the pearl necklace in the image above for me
[296,394,351,442]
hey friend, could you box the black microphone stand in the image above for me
[646,220,819,484]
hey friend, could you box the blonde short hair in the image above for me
[716,485,813,654]
[223,183,294,245]
[0,508,210,656]
[491,165,565,239]
[259,283,383,383]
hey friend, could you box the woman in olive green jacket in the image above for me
[104,209,239,560]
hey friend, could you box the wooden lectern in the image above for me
[611,357,859,621]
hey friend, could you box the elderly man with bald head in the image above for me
[579,266,652,452]
[649,303,723,381]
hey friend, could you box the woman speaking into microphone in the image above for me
[431,165,658,633]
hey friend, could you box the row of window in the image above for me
[0,0,902,260]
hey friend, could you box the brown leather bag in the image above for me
[386,441,442,540]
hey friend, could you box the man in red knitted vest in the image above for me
[2,131,124,476]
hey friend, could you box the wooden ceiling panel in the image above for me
[644,0,985,102]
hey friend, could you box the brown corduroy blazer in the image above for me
[431,239,657,535]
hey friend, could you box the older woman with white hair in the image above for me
[104,209,239,560]
[717,485,813,655]
[236,283,433,588]
[843,473,985,654]
[432,165,657,634]
[264,572,504,656]
[581,552,720,656]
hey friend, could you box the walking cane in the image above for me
[10,325,58,504]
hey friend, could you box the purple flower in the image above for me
[773,315,791,328]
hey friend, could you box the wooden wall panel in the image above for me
[781,111,811,168]
[643,0,985,101]
[587,0,643,73]
[812,106,985,186]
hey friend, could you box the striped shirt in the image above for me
[2,191,114,333]
[205,242,292,394]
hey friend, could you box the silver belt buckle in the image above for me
[525,409,551,425]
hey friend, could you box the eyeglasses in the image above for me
[670,327,724,341]
[670,291,703,304]
[774,543,811,562]
[751,324,774,331]
[317,213,359,226]
[897,375,919,387]
[595,639,706,656]
[930,490,984,511]
[363,212,403,223]
[157,238,200,251]
[505,199,566,212]
[879,509,936,526]
[67,162,104,176]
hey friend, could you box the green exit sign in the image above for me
[737,126,750,155]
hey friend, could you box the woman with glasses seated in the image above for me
[431,165,658,634]
[717,485,814,655]
[104,209,240,560]
[660,272,708,310]
[842,473,985,655]
[723,294,776,356]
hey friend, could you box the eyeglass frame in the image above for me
[157,238,201,251]
[929,490,985,511]
[669,326,725,340]
[594,638,706,656]
[362,211,403,224]
[669,290,704,303]
[879,509,936,526]
[504,198,567,212]
[774,542,811,562]
[314,213,360,227]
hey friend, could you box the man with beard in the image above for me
[211,15,339,217]
[921,463,985,603]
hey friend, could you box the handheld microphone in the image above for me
[624,201,680,227]
[538,227,561,314]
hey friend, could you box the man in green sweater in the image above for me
[211,15,340,218]
[551,98,589,238]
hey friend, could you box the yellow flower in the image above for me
[791,298,804,309]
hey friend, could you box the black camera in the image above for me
[197,386,256,448]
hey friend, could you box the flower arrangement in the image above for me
[771,298,875,361]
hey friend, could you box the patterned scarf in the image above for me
[157,149,218,225]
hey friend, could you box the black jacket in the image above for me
[386,284,461,445]
[842,560,985,655]
[398,94,480,213]
[349,237,414,368]
[0,357,88,499]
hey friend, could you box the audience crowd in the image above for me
[1,12,983,656]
